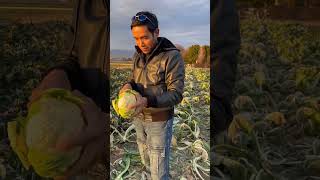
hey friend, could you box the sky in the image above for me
[110,0,210,51]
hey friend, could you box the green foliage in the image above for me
[213,15,320,179]
[240,17,320,66]
[184,45,200,64]
[204,45,210,66]
[0,22,70,113]
[0,22,75,180]
[0,21,210,179]
[110,67,210,179]
[183,45,210,67]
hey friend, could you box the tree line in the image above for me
[175,44,210,68]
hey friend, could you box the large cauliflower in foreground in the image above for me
[112,89,139,119]
[7,88,85,178]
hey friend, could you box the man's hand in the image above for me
[54,90,106,179]
[119,83,132,94]
[53,136,105,180]
[28,69,71,108]
[128,93,148,117]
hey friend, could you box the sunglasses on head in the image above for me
[131,14,156,28]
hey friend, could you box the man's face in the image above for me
[131,26,159,54]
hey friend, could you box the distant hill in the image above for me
[111,49,135,59]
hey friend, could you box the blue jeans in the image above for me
[132,115,173,180]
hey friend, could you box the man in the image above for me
[28,0,109,179]
[211,0,241,144]
[119,11,185,180]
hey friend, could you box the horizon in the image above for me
[111,0,210,50]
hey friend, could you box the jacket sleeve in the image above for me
[41,0,81,90]
[211,0,240,102]
[147,51,185,108]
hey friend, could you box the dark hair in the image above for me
[131,11,158,33]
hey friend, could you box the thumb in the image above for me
[72,90,90,101]
[128,102,140,109]
[55,90,105,150]
[55,113,106,151]
[55,128,95,151]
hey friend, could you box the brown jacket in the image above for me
[129,37,185,121]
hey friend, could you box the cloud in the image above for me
[162,24,210,46]
[111,0,210,50]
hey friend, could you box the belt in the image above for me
[142,109,173,122]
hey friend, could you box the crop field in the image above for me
[110,66,210,179]
[0,14,319,180]
[212,16,320,180]
[0,2,72,23]
[0,21,210,180]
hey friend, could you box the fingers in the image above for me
[55,124,103,152]
[62,135,105,178]
[128,101,143,109]
[72,90,104,127]
[119,84,132,95]
[72,90,94,105]
[55,126,98,151]
[72,90,87,99]
[127,93,144,109]
[132,107,143,117]
[55,90,106,149]
[55,129,82,151]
